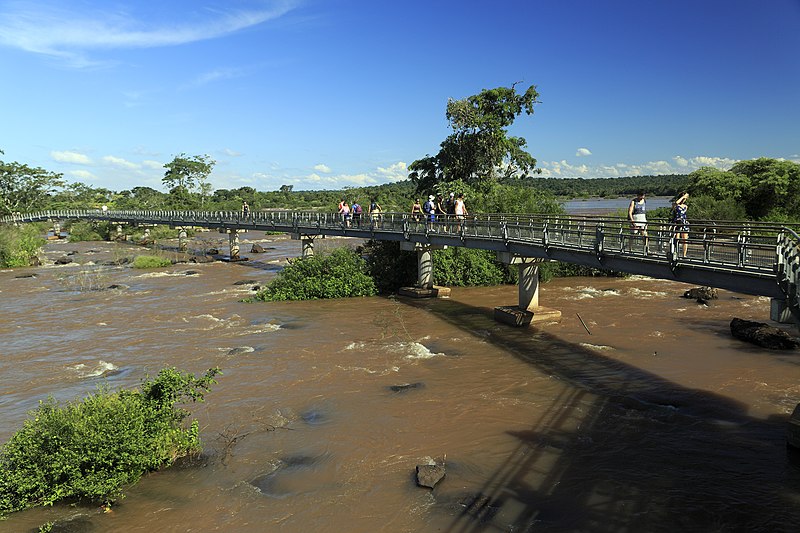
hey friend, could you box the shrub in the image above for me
[0,225,45,267]
[66,220,111,242]
[132,255,172,269]
[362,240,418,293]
[252,247,377,301]
[432,247,511,286]
[0,367,220,516]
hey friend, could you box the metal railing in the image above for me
[4,209,800,300]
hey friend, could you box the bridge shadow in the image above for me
[397,296,800,532]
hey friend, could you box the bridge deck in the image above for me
[4,210,800,304]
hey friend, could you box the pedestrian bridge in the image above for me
[3,209,800,324]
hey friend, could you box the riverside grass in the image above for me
[0,367,220,517]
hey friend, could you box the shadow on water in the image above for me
[398,296,800,532]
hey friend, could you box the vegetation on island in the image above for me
[132,254,173,269]
[250,247,377,301]
[0,367,220,517]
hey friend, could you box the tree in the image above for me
[409,84,541,192]
[162,154,215,208]
[0,158,64,215]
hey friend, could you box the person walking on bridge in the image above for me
[628,191,648,252]
[672,192,690,257]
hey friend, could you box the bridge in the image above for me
[3,209,800,326]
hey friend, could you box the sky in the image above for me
[1,0,799,192]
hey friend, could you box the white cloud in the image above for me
[102,155,139,169]
[222,148,242,157]
[314,164,331,173]
[575,147,592,157]
[141,160,163,169]
[537,154,740,179]
[0,1,298,67]
[376,161,408,182]
[51,150,92,164]
[69,169,96,180]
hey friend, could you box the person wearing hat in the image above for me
[424,195,436,229]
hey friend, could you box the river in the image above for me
[1,232,800,532]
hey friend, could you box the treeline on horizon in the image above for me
[1,172,690,215]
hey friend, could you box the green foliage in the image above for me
[132,255,172,269]
[65,220,112,242]
[0,224,45,267]
[431,247,511,286]
[409,84,541,192]
[686,158,800,221]
[362,240,418,293]
[252,248,377,301]
[0,159,65,216]
[0,367,220,516]
[538,261,621,283]
[162,154,216,209]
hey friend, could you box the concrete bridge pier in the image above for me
[290,233,319,258]
[229,229,240,260]
[398,242,450,298]
[178,228,188,252]
[494,252,561,326]
[770,298,799,324]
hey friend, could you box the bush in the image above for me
[0,367,220,516]
[432,247,511,286]
[0,225,45,267]
[362,240,418,293]
[252,247,377,301]
[132,255,172,269]
[65,220,111,242]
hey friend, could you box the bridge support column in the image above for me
[178,228,188,252]
[494,253,561,327]
[290,233,319,258]
[398,242,450,298]
[229,229,240,260]
[770,298,798,324]
[116,224,125,241]
[49,221,63,240]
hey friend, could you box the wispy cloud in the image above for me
[51,150,92,164]
[103,155,140,169]
[575,147,592,157]
[0,1,298,67]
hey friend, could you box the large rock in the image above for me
[684,287,718,300]
[416,463,446,489]
[54,256,73,265]
[251,243,266,253]
[730,318,800,350]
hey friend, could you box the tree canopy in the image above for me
[409,84,541,192]
[0,159,64,216]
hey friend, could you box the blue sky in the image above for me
[1,0,798,192]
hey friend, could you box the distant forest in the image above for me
[518,174,690,198]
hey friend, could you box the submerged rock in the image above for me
[54,256,73,265]
[416,463,446,489]
[190,255,215,263]
[730,318,800,350]
[388,382,425,393]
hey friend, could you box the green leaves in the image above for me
[411,83,541,191]
[0,367,220,516]
[252,248,378,301]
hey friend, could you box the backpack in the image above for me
[354,203,362,214]
[423,200,433,214]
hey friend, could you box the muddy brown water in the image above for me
[2,232,800,532]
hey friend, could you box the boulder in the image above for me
[233,280,259,286]
[416,463,446,489]
[684,287,718,301]
[184,270,200,276]
[54,256,73,265]
[251,243,266,253]
[388,382,425,393]
[190,255,215,263]
[206,248,220,255]
[730,318,800,350]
